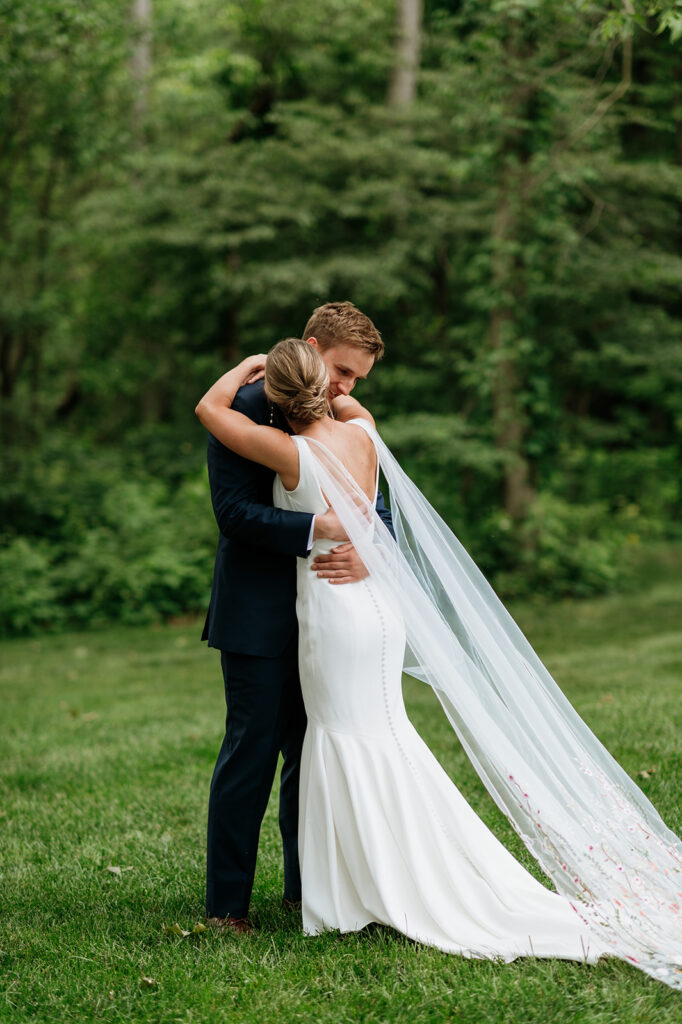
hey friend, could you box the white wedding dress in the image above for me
[273,421,607,962]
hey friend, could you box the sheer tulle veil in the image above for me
[304,422,682,990]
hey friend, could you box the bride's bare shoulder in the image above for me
[340,419,375,449]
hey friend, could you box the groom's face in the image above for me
[307,338,375,399]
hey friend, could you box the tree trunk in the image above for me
[671,59,675,274]
[487,13,635,523]
[387,0,423,107]
[487,186,534,521]
[485,15,538,522]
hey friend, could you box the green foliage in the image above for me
[489,495,633,598]
[0,439,215,636]
[53,476,213,628]
[0,0,130,439]
[553,444,681,526]
[380,413,671,597]
[1,0,681,633]
[0,539,60,635]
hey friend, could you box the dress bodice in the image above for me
[273,434,329,518]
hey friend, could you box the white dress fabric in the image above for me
[273,424,607,962]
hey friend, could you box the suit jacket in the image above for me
[202,380,394,656]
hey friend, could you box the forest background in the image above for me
[1,0,681,636]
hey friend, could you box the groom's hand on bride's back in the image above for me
[311,543,369,585]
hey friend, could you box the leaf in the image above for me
[106,865,122,877]
[637,766,657,780]
[140,976,155,987]
[163,923,190,937]
[163,921,206,938]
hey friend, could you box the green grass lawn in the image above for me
[1,547,682,1023]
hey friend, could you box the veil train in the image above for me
[305,423,682,990]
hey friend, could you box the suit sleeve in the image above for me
[375,488,395,540]
[206,388,314,559]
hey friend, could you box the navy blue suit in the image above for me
[203,380,393,917]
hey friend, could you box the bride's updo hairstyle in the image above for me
[264,338,330,424]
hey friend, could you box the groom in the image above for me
[202,301,392,930]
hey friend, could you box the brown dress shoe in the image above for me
[206,915,254,935]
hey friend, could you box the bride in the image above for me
[196,339,682,988]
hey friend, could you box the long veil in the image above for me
[304,422,682,990]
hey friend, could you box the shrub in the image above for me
[487,495,633,599]
[0,438,215,636]
[0,539,62,635]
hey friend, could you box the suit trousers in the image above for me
[205,636,307,918]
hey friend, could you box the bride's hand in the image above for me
[330,395,360,421]
[239,354,267,385]
[195,354,267,423]
[312,508,348,543]
[331,395,375,426]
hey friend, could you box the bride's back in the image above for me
[299,419,377,502]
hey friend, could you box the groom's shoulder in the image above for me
[233,379,268,422]
[206,380,270,459]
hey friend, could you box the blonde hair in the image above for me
[265,338,330,423]
[302,301,383,359]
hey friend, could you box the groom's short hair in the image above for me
[302,302,384,360]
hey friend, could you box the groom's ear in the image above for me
[306,336,319,350]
